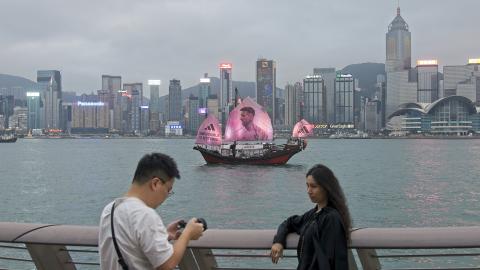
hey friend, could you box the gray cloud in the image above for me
[1,0,478,97]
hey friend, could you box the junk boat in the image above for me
[193,97,313,165]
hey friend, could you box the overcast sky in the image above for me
[1,0,479,96]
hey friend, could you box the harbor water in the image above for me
[1,138,479,268]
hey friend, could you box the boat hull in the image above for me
[193,142,303,165]
[0,137,17,143]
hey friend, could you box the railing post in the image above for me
[356,248,380,270]
[178,248,199,270]
[178,248,217,270]
[348,249,358,270]
[191,248,217,270]
[26,244,76,270]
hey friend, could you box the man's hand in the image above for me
[166,220,182,241]
[183,218,204,240]
[270,243,284,264]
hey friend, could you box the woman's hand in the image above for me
[270,243,284,264]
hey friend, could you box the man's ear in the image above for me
[150,177,161,191]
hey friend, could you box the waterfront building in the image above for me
[387,96,480,135]
[207,95,219,119]
[187,95,200,135]
[0,115,5,130]
[113,90,131,133]
[97,90,111,129]
[364,99,382,132]
[26,92,41,130]
[416,60,439,103]
[72,95,109,133]
[101,75,121,109]
[303,75,326,124]
[385,6,413,117]
[168,79,182,122]
[123,83,143,103]
[374,75,387,128]
[385,7,411,73]
[37,70,62,130]
[386,69,418,117]
[165,120,183,136]
[130,89,141,133]
[313,68,336,122]
[199,74,211,110]
[443,59,480,104]
[140,106,149,135]
[284,82,303,127]
[148,80,160,133]
[0,95,15,129]
[256,59,277,124]
[8,106,28,132]
[219,63,233,128]
[149,80,161,113]
[334,74,356,125]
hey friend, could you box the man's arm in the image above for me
[156,218,204,270]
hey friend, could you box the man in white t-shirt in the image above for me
[99,153,204,270]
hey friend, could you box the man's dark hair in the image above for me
[240,106,255,116]
[133,153,180,184]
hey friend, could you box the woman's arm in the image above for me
[273,210,310,247]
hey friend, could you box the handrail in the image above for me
[2,223,480,249]
[1,222,480,270]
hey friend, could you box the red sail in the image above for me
[195,115,222,146]
[224,97,273,141]
[292,119,314,138]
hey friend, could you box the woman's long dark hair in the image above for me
[306,164,352,241]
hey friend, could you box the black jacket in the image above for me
[273,206,348,270]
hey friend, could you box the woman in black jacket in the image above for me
[270,164,352,270]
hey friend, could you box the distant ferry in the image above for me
[193,96,312,165]
[0,134,17,143]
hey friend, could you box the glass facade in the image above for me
[387,97,479,135]
[334,76,355,124]
[303,76,325,124]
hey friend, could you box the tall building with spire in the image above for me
[385,6,416,116]
[385,7,411,73]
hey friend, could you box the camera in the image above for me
[177,218,208,231]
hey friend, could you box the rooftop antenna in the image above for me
[397,0,400,16]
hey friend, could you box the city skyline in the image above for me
[1,0,479,97]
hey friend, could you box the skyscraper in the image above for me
[102,75,121,109]
[303,75,326,124]
[168,79,182,122]
[416,60,439,103]
[385,7,411,73]
[284,82,303,127]
[444,59,480,104]
[148,80,161,113]
[256,59,277,123]
[313,68,336,122]
[199,74,211,110]
[219,63,232,128]
[37,70,62,129]
[26,92,41,130]
[385,6,415,116]
[334,74,356,125]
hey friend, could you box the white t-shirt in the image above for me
[99,197,174,270]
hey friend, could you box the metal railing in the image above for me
[0,222,479,270]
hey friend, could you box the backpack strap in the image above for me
[111,202,129,270]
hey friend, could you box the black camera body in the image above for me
[177,218,208,231]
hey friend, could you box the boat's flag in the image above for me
[292,119,314,138]
[224,96,274,141]
[195,115,222,145]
